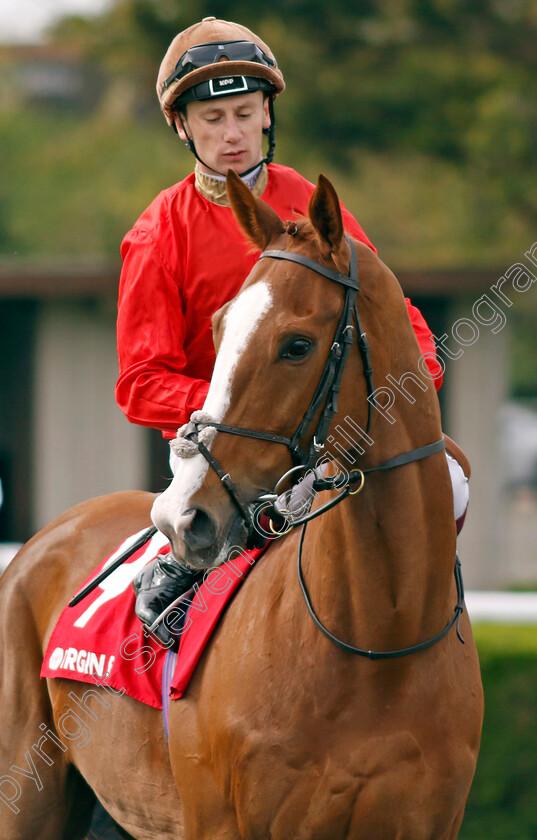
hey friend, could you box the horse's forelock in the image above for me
[276,217,351,278]
[285,216,313,241]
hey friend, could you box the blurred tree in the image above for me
[1,0,535,270]
[46,0,537,224]
[1,0,536,393]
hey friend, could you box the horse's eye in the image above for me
[280,337,313,361]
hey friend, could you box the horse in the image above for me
[0,171,483,840]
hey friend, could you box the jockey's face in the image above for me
[174,91,270,176]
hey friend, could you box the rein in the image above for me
[269,435,465,660]
[277,438,447,529]
[298,546,465,659]
[176,238,466,658]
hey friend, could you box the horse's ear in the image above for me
[308,174,344,253]
[226,169,285,249]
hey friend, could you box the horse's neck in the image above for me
[302,412,455,652]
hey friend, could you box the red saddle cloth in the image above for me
[41,529,267,708]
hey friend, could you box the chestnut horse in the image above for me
[0,172,482,840]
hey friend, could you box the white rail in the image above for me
[1,545,536,622]
[0,544,21,573]
[465,591,537,623]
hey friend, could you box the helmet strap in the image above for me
[174,95,276,179]
[176,110,196,154]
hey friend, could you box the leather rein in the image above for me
[180,236,465,659]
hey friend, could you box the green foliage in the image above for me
[0,108,190,258]
[2,0,537,390]
[460,624,537,840]
[26,0,537,261]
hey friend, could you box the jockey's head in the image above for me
[156,17,285,177]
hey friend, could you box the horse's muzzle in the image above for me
[182,508,217,555]
[152,503,248,570]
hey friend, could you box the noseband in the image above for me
[175,237,464,658]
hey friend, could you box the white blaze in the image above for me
[152,281,273,534]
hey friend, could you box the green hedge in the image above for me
[459,624,537,839]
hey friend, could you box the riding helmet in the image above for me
[157,17,285,127]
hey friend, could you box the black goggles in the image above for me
[162,40,276,94]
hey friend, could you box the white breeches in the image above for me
[446,452,469,520]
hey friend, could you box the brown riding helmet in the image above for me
[157,17,285,126]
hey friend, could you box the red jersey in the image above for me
[116,164,441,438]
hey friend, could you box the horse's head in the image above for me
[151,171,437,569]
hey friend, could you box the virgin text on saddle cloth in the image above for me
[0,562,264,816]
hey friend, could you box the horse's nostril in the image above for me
[183,509,216,551]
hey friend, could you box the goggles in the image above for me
[173,75,274,108]
[162,39,277,94]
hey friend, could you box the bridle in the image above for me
[178,236,374,529]
[177,236,465,657]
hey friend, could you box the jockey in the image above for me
[115,17,466,644]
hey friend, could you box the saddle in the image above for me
[443,433,471,479]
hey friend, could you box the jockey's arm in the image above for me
[115,228,210,439]
[116,193,441,439]
[404,299,443,389]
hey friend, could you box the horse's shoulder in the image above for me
[0,490,156,637]
[20,490,155,557]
